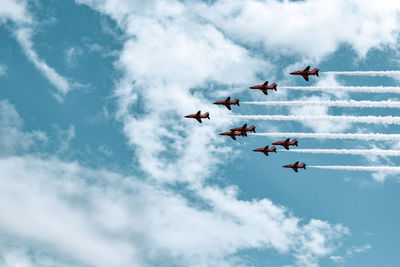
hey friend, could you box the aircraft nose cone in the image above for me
[289,72,295,74]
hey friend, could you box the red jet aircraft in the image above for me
[213,97,239,110]
[185,111,210,123]
[290,66,319,81]
[219,131,244,140]
[249,81,277,95]
[272,138,298,150]
[252,145,276,156]
[230,124,256,136]
[283,161,306,172]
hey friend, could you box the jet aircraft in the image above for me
[185,111,210,123]
[213,97,239,110]
[230,124,256,136]
[290,66,319,81]
[283,161,306,172]
[272,138,298,150]
[249,81,277,95]
[219,131,244,140]
[252,145,276,156]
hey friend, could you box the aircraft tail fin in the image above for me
[293,139,298,146]
[315,69,319,77]
[204,112,210,120]
[233,99,239,106]
[249,125,256,133]
[303,163,306,170]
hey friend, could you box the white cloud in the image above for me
[330,243,372,264]
[65,47,83,67]
[15,27,71,98]
[0,0,32,25]
[0,100,47,155]
[198,0,400,60]
[0,65,7,76]
[0,155,348,267]
[346,244,372,256]
[0,0,72,99]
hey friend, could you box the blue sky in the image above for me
[1,0,400,266]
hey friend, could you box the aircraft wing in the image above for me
[262,89,268,95]
[294,168,298,173]
[283,144,289,150]
[304,66,310,72]
[230,135,236,140]
[196,117,202,123]
[302,75,309,81]
[225,104,231,110]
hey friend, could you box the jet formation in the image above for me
[185,66,321,172]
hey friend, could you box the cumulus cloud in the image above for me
[198,0,400,60]
[0,155,348,267]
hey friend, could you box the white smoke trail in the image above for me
[242,100,400,108]
[226,114,400,125]
[281,149,400,156]
[279,86,400,93]
[309,166,400,172]
[251,132,400,141]
[324,71,400,77]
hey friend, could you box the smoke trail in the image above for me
[226,114,400,125]
[242,100,400,108]
[309,166,400,172]
[251,132,400,141]
[279,86,400,93]
[281,149,400,156]
[324,71,400,77]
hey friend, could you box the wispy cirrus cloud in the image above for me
[0,0,72,99]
